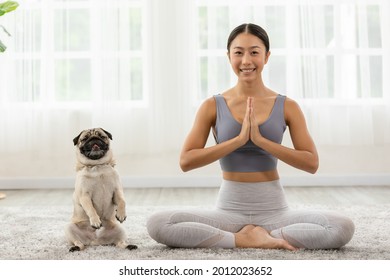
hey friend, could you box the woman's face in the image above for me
[228,32,270,82]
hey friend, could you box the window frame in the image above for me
[5,0,147,108]
[195,0,389,104]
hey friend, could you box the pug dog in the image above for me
[65,128,137,252]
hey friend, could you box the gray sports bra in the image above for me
[213,94,287,172]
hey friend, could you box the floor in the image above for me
[1,185,389,207]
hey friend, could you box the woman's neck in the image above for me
[234,79,268,97]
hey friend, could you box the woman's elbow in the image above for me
[179,156,191,172]
[307,158,319,174]
[307,165,318,174]
[180,162,191,172]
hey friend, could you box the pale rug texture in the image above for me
[0,204,389,260]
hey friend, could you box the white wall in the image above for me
[1,134,389,189]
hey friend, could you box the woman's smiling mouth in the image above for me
[240,68,256,73]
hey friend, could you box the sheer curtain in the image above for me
[197,0,390,145]
[197,0,390,183]
[1,0,389,187]
[284,1,390,181]
[294,1,390,147]
[0,0,197,181]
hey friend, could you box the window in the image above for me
[196,0,386,101]
[6,0,144,104]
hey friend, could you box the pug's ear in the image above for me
[73,132,83,146]
[101,128,113,140]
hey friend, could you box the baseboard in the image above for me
[0,174,389,189]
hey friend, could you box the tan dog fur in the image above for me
[65,128,137,251]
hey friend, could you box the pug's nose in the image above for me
[92,144,100,151]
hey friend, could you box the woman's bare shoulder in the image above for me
[199,96,216,112]
[284,97,306,125]
[284,96,302,111]
[193,96,217,126]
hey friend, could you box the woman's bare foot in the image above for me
[238,224,256,233]
[235,225,297,251]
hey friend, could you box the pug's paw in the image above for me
[116,208,127,223]
[90,216,102,229]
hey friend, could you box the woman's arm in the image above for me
[250,97,319,174]
[180,97,250,172]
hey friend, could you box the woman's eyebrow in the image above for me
[233,46,262,50]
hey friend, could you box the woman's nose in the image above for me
[242,52,251,64]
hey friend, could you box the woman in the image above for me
[147,23,354,250]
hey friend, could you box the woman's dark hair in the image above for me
[227,23,270,53]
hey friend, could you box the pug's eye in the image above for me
[81,136,88,142]
[95,132,105,138]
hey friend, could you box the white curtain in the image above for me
[0,0,197,179]
[196,0,390,184]
[1,0,389,185]
[294,1,390,147]
[198,0,390,147]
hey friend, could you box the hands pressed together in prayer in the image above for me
[238,97,263,147]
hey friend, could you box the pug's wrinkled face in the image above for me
[73,128,112,160]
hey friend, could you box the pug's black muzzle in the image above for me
[80,137,109,160]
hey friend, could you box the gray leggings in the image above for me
[146,180,355,249]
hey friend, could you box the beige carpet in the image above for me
[0,204,389,260]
